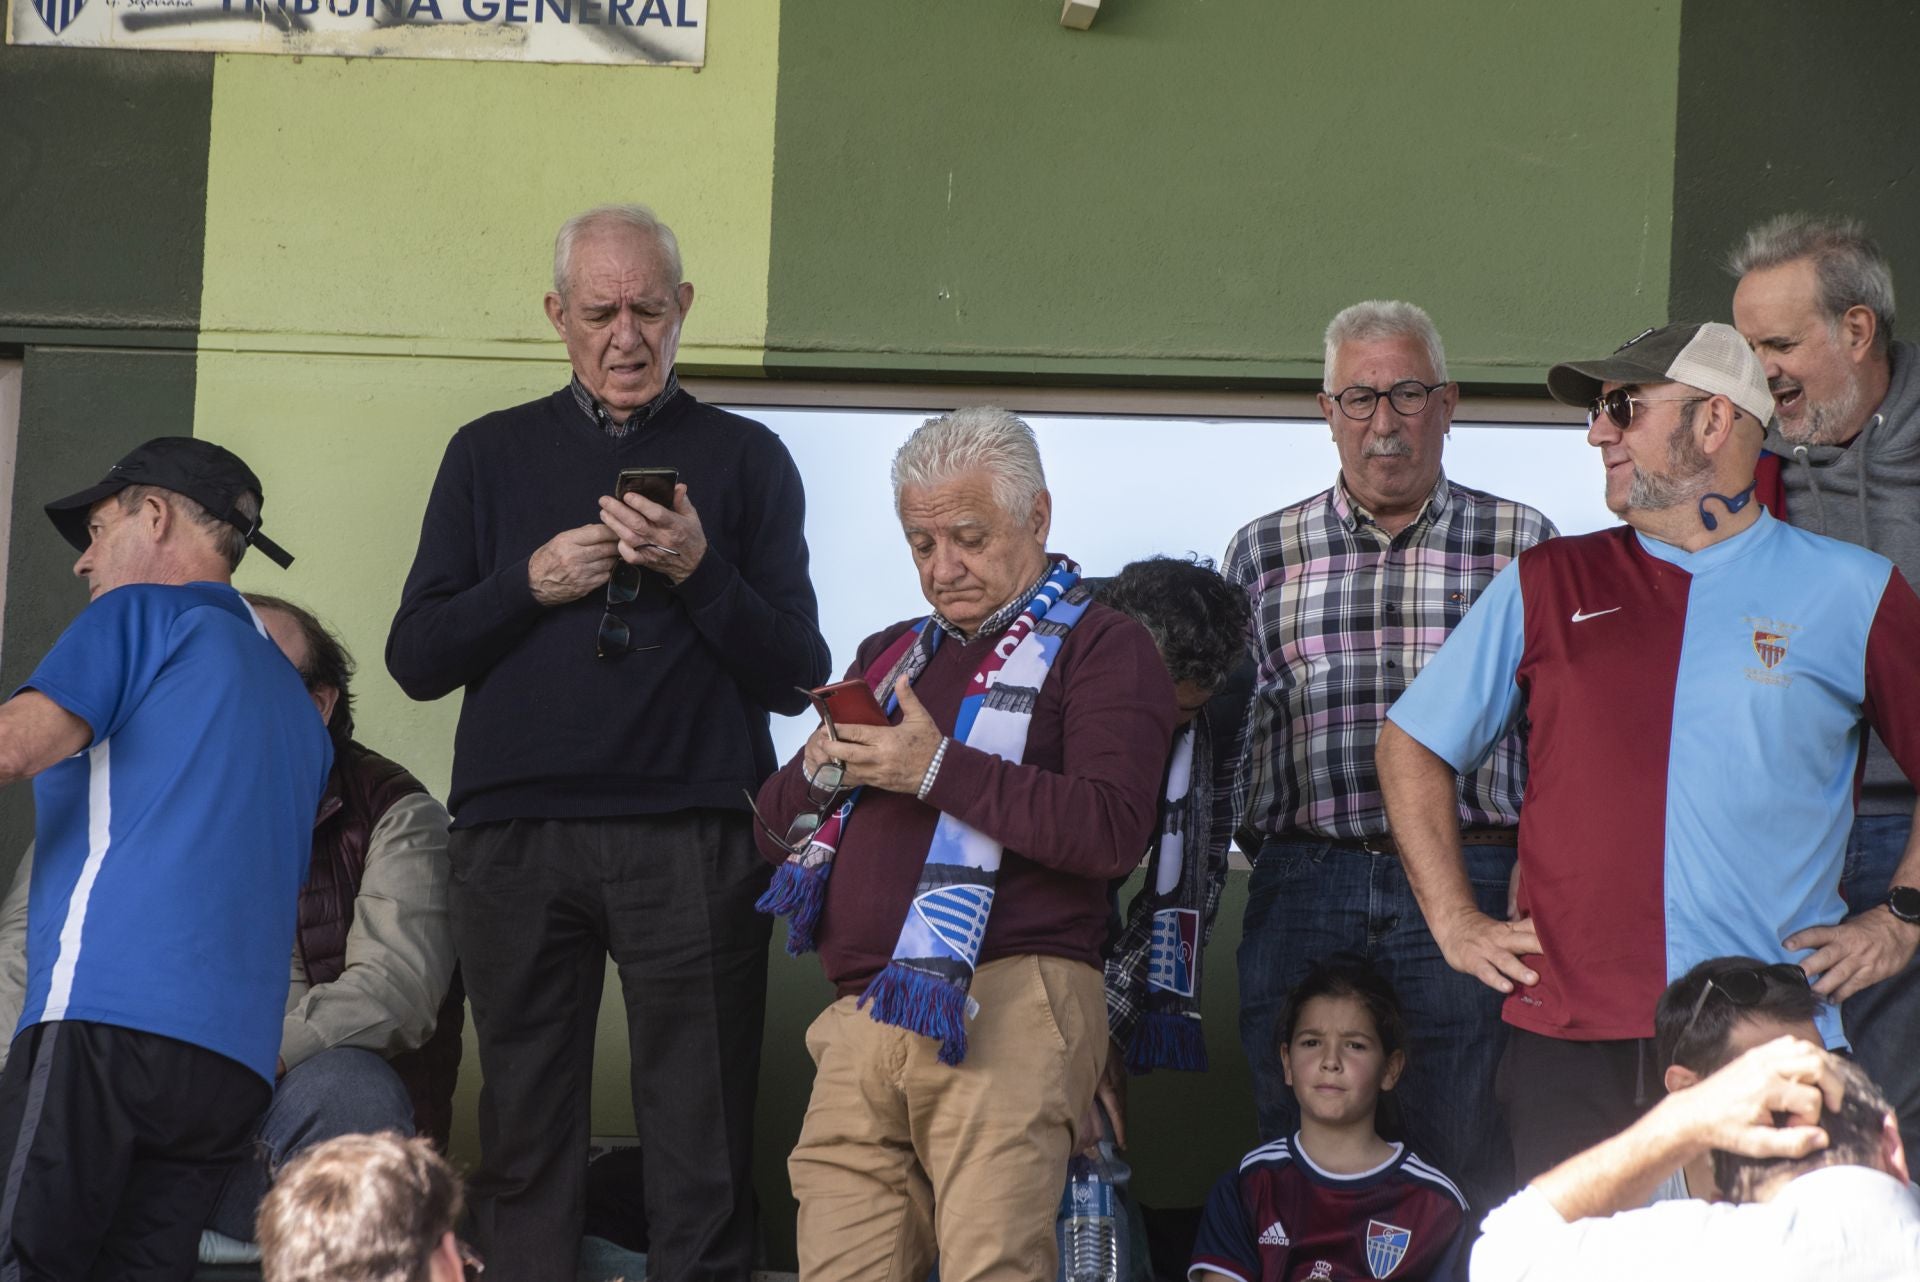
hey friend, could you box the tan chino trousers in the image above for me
[789,954,1107,1282]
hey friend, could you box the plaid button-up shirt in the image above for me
[1223,471,1557,841]
[569,370,681,438]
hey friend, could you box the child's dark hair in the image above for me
[1275,956,1411,1140]
[1274,955,1410,1065]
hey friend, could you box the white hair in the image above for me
[551,204,684,298]
[1728,212,1896,351]
[1322,299,1449,390]
[891,406,1047,519]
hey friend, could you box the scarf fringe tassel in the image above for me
[757,862,828,956]
[860,963,970,1065]
[1126,1010,1208,1074]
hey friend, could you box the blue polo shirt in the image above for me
[15,582,332,1082]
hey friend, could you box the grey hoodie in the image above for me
[1762,337,1920,816]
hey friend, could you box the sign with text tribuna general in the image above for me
[8,0,704,65]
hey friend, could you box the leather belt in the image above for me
[1319,826,1519,857]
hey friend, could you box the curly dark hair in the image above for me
[1713,1055,1894,1204]
[1093,555,1250,692]
[244,593,357,747]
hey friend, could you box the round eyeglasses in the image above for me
[1329,380,1448,421]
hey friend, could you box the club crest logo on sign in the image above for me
[1366,1220,1411,1278]
[33,0,85,35]
[1752,629,1788,669]
[1147,908,1200,997]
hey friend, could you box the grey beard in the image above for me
[1626,465,1708,511]
[1626,416,1714,512]
[1778,377,1866,447]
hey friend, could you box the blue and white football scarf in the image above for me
[758,558,1088,1064]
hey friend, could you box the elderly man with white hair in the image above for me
[753,406,1175,1282]
[388,202,829,1281]
[1224,300,1557,1214]
[1379,320,1920,1186]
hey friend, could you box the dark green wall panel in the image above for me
[0,347,201,869]
[767,0,1684,387]
[0,43,214,332]
[1669,1,1920,326]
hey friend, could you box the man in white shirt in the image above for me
[1471,1038,1919,1281]
[1646,955,1824,1202]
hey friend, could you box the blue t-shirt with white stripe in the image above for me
[16,582,332,1082]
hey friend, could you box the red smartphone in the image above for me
[616,467,678,508]
[808,679,890,728]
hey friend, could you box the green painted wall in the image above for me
[0,44,213,333]
[196,7,783,370]
[0,37,215,869]
[1668,0,1920,325]
[0,348,202,866]
[766,0,1683,387]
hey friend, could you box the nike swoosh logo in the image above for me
[1571,607,1622,622]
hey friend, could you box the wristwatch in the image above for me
[1888,885,1920,926]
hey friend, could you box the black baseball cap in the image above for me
[44,437,294,569]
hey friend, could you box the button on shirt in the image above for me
[1223,472,1556,841]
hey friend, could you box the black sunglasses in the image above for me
[1674,962,1809,1061]
[596,560,665,660]
[1587,388,1708,431]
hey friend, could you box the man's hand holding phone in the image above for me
[599,468,707,586]
[832,676,944,797]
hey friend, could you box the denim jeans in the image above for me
[1237,838,1515,1215]
[205,1046,416,1241]
[1839,812,1919,1162]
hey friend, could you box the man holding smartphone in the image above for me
[387,203,829,1281]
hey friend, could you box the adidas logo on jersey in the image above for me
[1258,1220,1290,1246]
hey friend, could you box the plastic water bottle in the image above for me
[1057,1151,1119,1282]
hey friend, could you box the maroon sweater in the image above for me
[755,601,1176,997]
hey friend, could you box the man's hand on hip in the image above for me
[1786,908,1920,1002]
[528,523,620,605]
[1435,907,1540,995]
[599,485,709,586]
[832,678,943,795]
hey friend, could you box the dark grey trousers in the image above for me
[449,811,771,1282]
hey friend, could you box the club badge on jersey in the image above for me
[1365,1219,1411,1278]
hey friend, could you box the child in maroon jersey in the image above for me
[1191,960,1469,1282]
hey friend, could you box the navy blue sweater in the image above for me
[386,387,830,826]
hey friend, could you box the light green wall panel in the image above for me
[195,0,781,372]
[204,352,552,797]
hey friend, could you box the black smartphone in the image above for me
[616,467,678,508]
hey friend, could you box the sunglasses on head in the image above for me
[1586,388,1709,431]
[1674,962,1809,1061]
